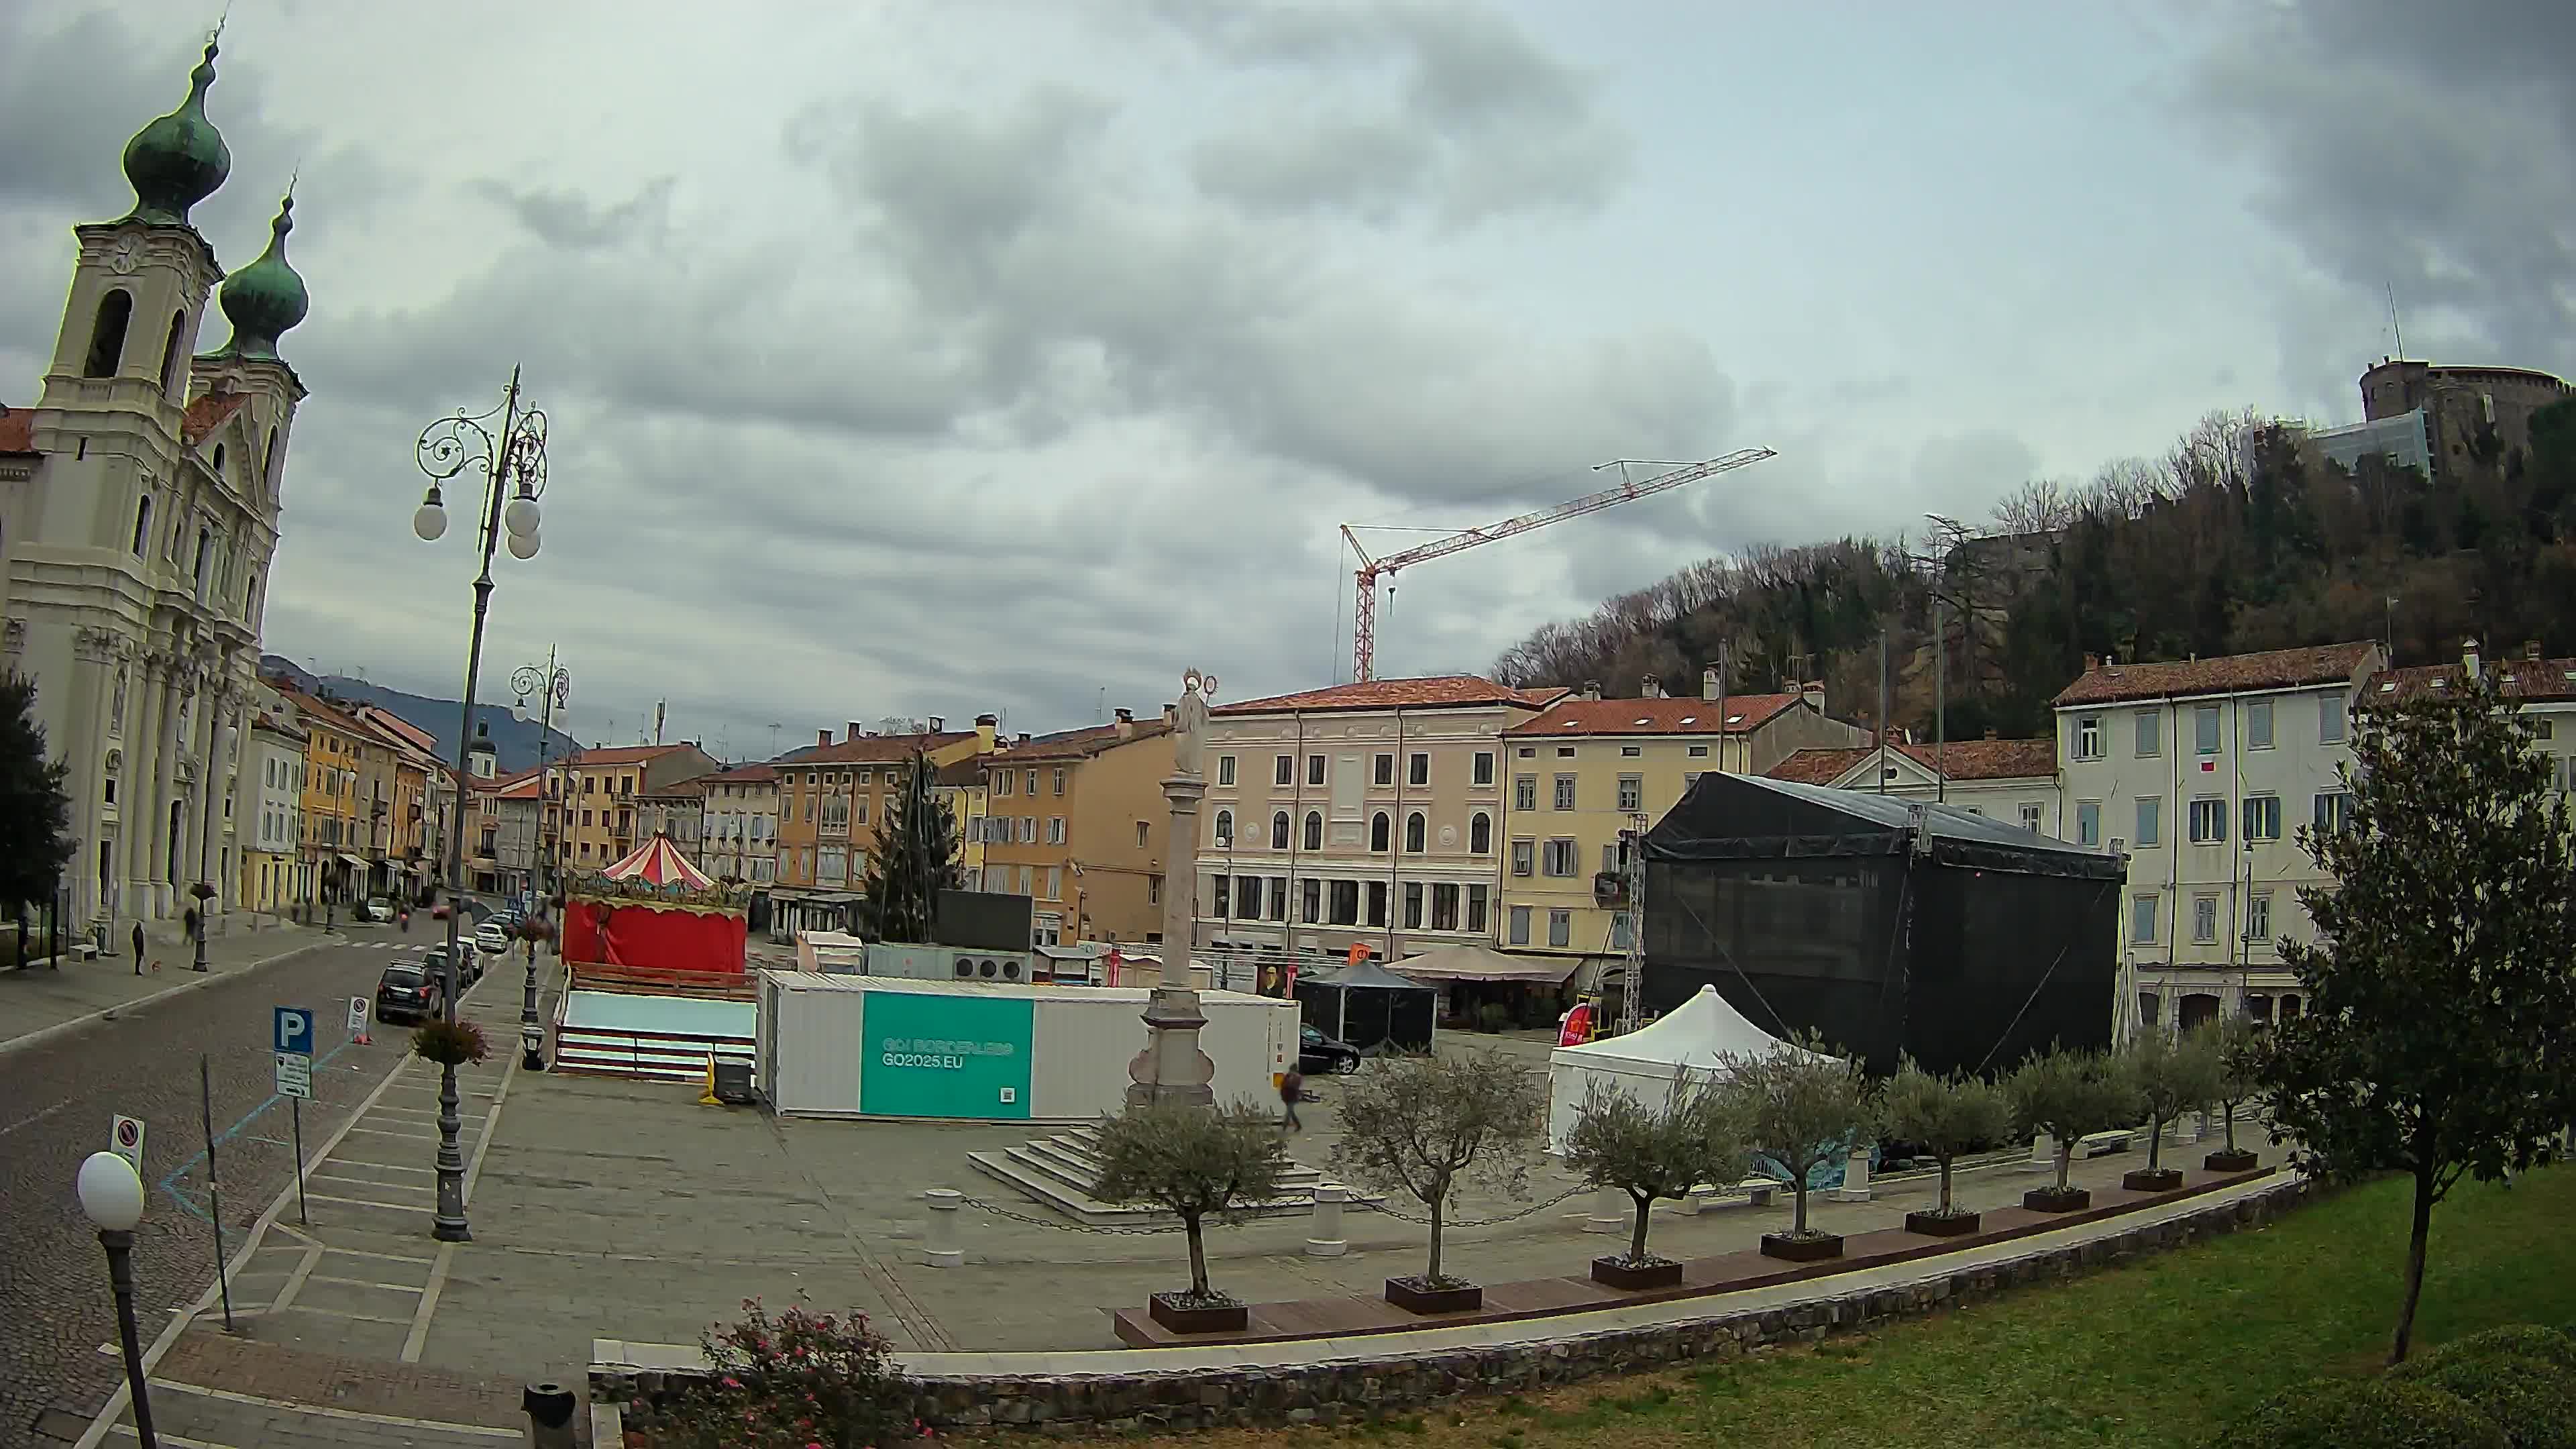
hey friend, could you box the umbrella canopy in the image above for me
[597,833,714,890]
[1389,942,1580,983]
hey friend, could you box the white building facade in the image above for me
[241,710,304,912]
[2053,643,2384,1036]
[700,763,780,885]
[0,39,310,932]
[1766,737,2063,836]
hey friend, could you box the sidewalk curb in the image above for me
[0,936,335,1061]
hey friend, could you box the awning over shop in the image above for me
[1389,943,1581,984]
[337,853,368,869]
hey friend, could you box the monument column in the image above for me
[1126,669,1220,1110]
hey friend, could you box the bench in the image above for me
[1686,1177,1782,1213]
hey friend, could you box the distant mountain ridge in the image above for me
[259,655,578,776]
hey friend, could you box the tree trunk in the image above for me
[1792,1181,1810,1234]
[2055,1141,2074,1191]
[1937,1155,1954,1213]
[2147,1113,2165,1171]
[1426,1195,1446,1283]
[2222,1099,2239,1152]
[1629,1191,1652,1263]
[2389,1166,2436,1366]
[1185,1212,1211,1299]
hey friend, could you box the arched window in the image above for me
[1470,811,1491,854]
[129,494,153,555]
[1213,809,1233,847]
[211,443,226,478]
[1405,811,1426,853]
[245,570,259,617]
[1270,810,1290,850]
[158,310,187,394]
[262,427,278,489]
[85,290,133,378]
[1302,810,1322,851]
[1370,812,1390,853]
[194,525,213,581]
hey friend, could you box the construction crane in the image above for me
[1339,449,1776,682]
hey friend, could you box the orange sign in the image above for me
[1558,1003,1595,1046]
[1347,943,1368,967]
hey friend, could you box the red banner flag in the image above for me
[1558,1003,1595,1046]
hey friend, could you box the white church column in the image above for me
[123,655,168,922]
[150,661,189,919]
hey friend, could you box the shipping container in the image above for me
[757,971,1295,1120]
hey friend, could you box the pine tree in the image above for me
[0,672,76,937]
[2262,667,2576,1365]
[861,751,962,943]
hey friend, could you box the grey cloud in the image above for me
[2198,0,2576,380]
[470,178,678,252]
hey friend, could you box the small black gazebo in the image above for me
[1295,959,1437,1055]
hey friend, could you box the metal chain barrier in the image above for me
[1362,1185,1587,1228]
[954,1195,1193,1236]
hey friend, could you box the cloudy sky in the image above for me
[5,1,2569,758]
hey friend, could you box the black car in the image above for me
[1299,1024,1362,1075]
[376,961,444,1024]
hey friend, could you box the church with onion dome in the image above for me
[0,31,313,932]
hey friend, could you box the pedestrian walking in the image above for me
[1279,1069,1305,1132]
[130,920,144,975]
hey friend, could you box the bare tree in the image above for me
[1332,1053,1544,1287]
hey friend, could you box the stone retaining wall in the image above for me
[597,1177,2314,1437]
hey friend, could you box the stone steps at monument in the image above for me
[965,1136,1372,1227]
[1010,1132,1332,1199]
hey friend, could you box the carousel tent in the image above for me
[1295,960,1436,1055]
[598,834,715,890]
[562,833,745,977]
[1544,984,1825,1151]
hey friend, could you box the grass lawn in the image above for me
[1125,1165,2576,1449]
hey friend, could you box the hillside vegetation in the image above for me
[1492,399,2576,741]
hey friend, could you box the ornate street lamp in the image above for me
[511,652,569,1071]
[411,366,548,1242]
[78,1151,158,1447]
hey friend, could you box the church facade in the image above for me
[0,34,310,932]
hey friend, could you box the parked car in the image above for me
[474,922,511,958]
[1299,1024,1362,1076]
[362,897,394,924]
[376,961,443,1023]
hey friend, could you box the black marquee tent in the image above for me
[1642,771,2122,1077]
[1295,960,1437,1056]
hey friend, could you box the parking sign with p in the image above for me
[274,1006,313,1057]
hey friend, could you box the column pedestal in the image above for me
[1126,772,1216,1109]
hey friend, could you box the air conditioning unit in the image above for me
[867,941,1034,984]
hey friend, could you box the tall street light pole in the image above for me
[78,1151,157,1448]
[411,366,549,1242]
[511,652,569,1071]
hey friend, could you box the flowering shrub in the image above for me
[662,1299,912,1449]
[409,1018,488,1067]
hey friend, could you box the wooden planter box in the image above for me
[1904,1210,1980,1237]
[1760,1232,1844,1263]
[1146,1292,1248,1335]
[1590,1255,1684,1290]
[2122,1167,2185,1193]
[2204,1148,2260,1173]
[2024,1186,2092,1214]
[1384,1277,1483,1314]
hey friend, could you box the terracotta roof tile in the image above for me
[1764,747,1874,784]
[1214,675,1566,716]
[783,731,974,765]
[181,391,251,447]
[0,407,34,455]
[1768,738,2057,785]
[2375,657,2576,704]
[2051,642,2379,708]
[996,719,1172,761]
[1504,694,1802,737]
[704,763,780,784]
[566,743,698,767]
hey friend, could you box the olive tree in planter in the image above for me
[2005,1046,2138,1212]
[2200,1016,2265,1172]
[1880,1057,2010,1236]
[2121,1026,2222,1191]
[1333,1051,1544,1313]
[1562,1071,1751,1289]
[1721,1032,1875,1263]
[1091,1101,1288,1334]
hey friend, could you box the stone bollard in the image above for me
[523,1381,578,1448]
[1832,1144,1874,1203]
[1306,1183,1348,1256]
[922,1188,964,1269]
[1584,1185,1627,1233]
[2023,1132,2057,1172]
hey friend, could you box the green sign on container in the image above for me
[861,990,1034,1120]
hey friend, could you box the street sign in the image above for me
[273,1052,313,1099]
[109,1114,146,1175]
[273,1006,314,1057]
[345,997,369,1032]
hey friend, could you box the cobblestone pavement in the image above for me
[0,928,511,1448]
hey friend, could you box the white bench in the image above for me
[1686,1177,1782,1213]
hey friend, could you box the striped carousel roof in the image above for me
[597,833,714,890]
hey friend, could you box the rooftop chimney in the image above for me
[1984,727,1998,740]
[817,729,831,748]
[1581,679,1603,702]
[974,712,998,752]
[1702,666,1721,702]
[928,716,945,733]
[847,720,864,742]
[1016,732,1031,746]
[1801,680,1825,712]
[2526,640,2543,662]
[2463,637,2481,678]
[1114,707,1135,739]
[1641,674,1664,698]
[2084,653,2100,673]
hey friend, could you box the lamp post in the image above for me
[411,366,549,1243]
[78,1151,158,1448]
[511,653,568,1072]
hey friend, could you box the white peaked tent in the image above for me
[1545,985,1833,1152]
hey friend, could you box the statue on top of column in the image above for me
[1173,668,1218,779]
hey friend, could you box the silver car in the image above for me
[473,922,511,959]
